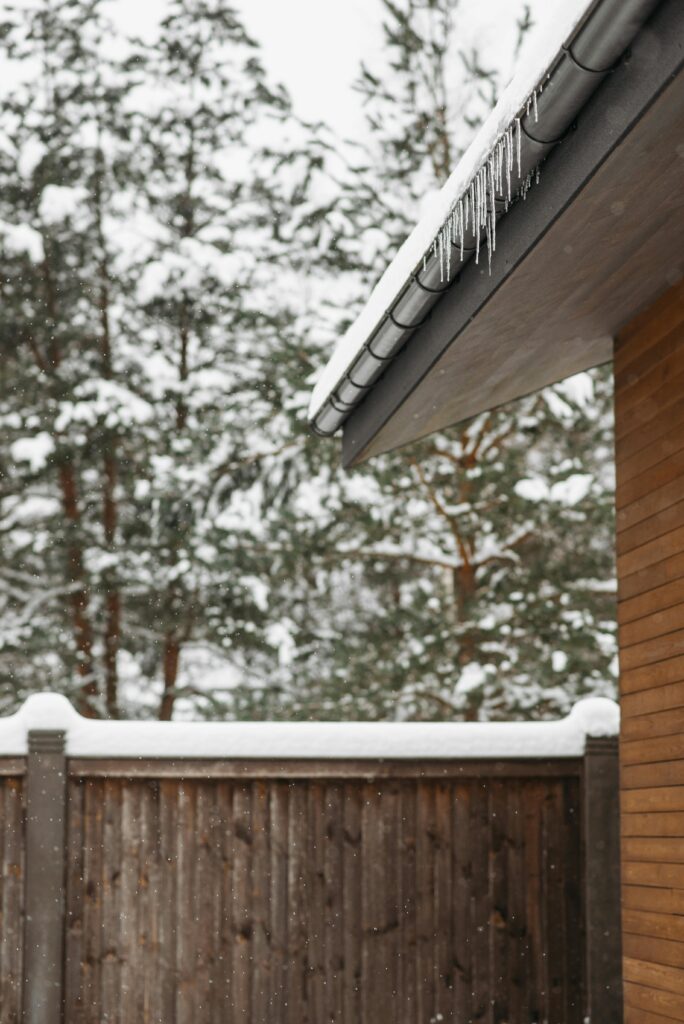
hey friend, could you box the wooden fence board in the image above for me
[0,755,597,1023]
[0,778,23,1024]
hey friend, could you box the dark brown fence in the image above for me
[0,721,620,1024]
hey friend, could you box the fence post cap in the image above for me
[20,692,78,732]
[568,696,619,738]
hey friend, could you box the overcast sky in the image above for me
[108,0,562,143]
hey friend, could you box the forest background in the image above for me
[0,0,617,721]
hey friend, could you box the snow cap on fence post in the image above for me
[567,696,620,740]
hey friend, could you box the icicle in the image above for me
[532,89,538,123]
[515,118,522,179]
[458,199,464,261]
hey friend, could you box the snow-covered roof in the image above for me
[0,692,618,758]
[308,0,657,434]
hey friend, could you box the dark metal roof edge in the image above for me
[341,0,684,467]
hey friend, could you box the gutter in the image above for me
[310,0,662,438]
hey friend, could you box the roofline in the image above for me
[340,0,683,467]
[309,0,664,440]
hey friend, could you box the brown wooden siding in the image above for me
[0,772,25,1024]
[615,277,684,1023]
[63,771,584,1024]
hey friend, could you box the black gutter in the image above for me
[341,0,683,466]
[310,0,663,439]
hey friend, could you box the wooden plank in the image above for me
[614,279,684,375]
[451,783,471,1022]
[269,782,289,1024]
[625,1004,682,1024]
[0,779,23,1023]
[433,780,453,1021]
[619,522,684,581]
[286,783,308,1023]
[415,780,437,1024]
[622,790,684,815]
[616,399,684,479]
[542,782,567,1024]
[523,783,544,1024]
[81,781,103,1021]
[622,862,684,890]
[622,931,684,970]
[195,784,216,1020]
[564,778,585,1023]
[119,781,141,1020]
[617,476,684,539]
[101,779,122,1023]
[325,782,344,1015]
[342,782,361,1024]
[64,780,85,1021]
[623,837,684,864]
[622,733,684,767]
[232,783,253,1024]
[618,496,684,561]
[619,627,684,674]
[175,781,197,1024]
[397,782,417,1019]
[488,780,510,1024]
[622,759,684,790]
[216,780,234,1019]
[470,781,491,1024]
[624,956,684,997]
[623,885,684,915]
[615,337,684,429]
[622,703,684,741]
[383,780,401,1024]
[158,779,179,1024]
[620,576,684,627]
[622,811,684,837]
[624,979,684,1021]
[360,780,388,1024]
[621,653,684,697]
[144,781,162,1024]
[67,757,581,780]
[251,780,271,1023]
[505,781,529,1024]
[624,907,684,945]
[308,783,326,1022]
[0,759,25,776]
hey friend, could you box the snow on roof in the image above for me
[308,0,598,423]
[0,692,618,759]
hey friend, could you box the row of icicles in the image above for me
[426,85,544,281]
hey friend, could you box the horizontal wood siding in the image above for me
[616,278,684,1022]
[63,770,584,1024]
[0,771,24,1023]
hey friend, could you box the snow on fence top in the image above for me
[0,693,618,759]
[308,0,598,422]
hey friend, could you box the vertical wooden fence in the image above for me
[0,708,620,1024]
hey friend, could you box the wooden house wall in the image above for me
[615,277,684,1023]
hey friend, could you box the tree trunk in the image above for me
[159,634,180,720]
[102,449,120,718]
[58,462,98,717]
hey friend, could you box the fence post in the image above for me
[23,728,67,1024]
[583,734,622,1024]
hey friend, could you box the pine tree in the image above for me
[0,0,328,718]
[0,0,139,715]
[280,0,618,721]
